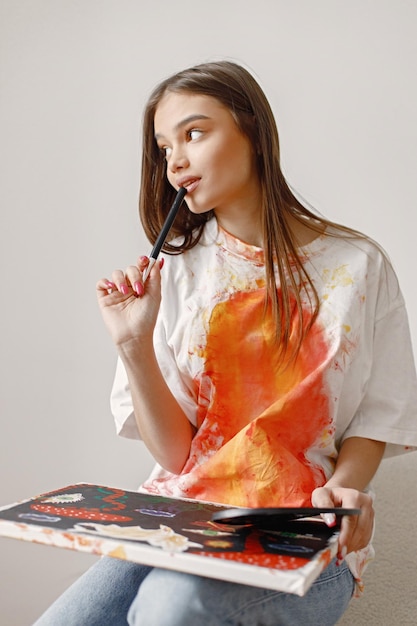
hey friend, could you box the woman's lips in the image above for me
[179,178,200,193]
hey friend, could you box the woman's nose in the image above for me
[168,146,189,172]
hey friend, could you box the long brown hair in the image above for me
[139,60,364,361]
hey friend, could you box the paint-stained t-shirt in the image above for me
[110,217,417,589]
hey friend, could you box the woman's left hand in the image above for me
[312,486,375,561]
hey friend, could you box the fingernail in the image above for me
[134,281,144,296]
[139,256,148,263]
[323,513,337,527]
[159,258,165,269]
[336,546,347,565]
[120,284,129,295]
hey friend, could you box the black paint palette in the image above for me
[212,507,360,529]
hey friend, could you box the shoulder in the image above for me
[317,229,403,317]
[315,228,394,274]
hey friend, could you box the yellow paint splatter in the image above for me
[323,265,354,289]
[108,545,127,560]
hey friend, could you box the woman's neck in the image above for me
[214,209,263,248]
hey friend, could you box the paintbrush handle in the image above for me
[142,187,187,282]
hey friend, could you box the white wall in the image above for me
[1,1,416,624]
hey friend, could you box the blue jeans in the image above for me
[33,556,355,626]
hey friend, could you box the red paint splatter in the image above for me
[31,504,132,522]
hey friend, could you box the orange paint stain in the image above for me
[182,289,333,508]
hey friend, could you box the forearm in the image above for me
[326,436,386,491]
[118,339,195,475]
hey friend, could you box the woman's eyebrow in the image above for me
[155,114,210,140]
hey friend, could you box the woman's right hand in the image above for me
[96,256,163,349]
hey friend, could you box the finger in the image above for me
[96,279,124,306]
[124,264,144,296]
[338,513,359,555]
[311,487,336,508]
[137,255,149,270]
[314,488,358,560]
[142,257,165,291]
[110,270,133,295]
[311,487,338,527]
[138,255,164,280]
[96,278,117,296]
[339,501,373,555]
[335,494,373,561]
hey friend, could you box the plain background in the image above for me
[1,1,416,624]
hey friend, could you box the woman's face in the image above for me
[154,92,261,228]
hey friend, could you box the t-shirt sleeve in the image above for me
[110,317,198,440]
[110,357,140,439]
[342,260,417,456]
[153,315,199,428]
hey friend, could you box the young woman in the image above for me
[35,61,417,626]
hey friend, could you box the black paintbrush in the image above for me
[142,186,187,281]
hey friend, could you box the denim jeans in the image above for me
[33,556,355,626]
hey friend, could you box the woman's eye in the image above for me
[160,146,172,159]
[188,129,203,141]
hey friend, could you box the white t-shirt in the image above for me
[111,217,417,587]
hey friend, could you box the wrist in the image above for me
[117,336,154,362]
